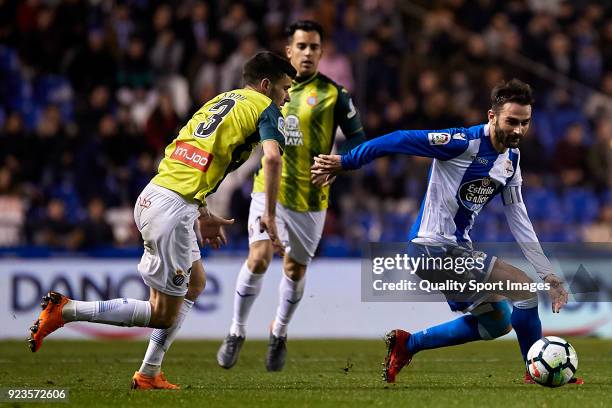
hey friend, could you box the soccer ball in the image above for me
[526,336,578,387]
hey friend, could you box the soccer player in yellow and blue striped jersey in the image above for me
[218,21,366,372]
[27,52,296,390]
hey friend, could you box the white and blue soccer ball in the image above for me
[526,336,578,387]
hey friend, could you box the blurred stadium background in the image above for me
[0,0,610,340]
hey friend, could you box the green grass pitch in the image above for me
[0,338,610,407]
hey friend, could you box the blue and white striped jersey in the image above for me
[341,123,553,278]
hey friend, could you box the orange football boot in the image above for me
[382,329,413,383]
[27,292,69,352]
[131,371,180,390]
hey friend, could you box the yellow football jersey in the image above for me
[253,72,365,212]
[153,89,285,205]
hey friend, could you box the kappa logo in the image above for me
[347,97,357,119]
[471,155,489,165]
[428,132,451,145]
[171,141,213,172]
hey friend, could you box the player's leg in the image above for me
[484,258,543,370]
[130,186,201,388]
[266,255,306,372]
[384,297,512,383]
[134,259,206,389]
[28,284,183,353]
[489,259,543,361]
[230,240,274,337]
[217,240,273,369]
[218,192,280,368]
[266,207,324,372]
[383,243,512,382]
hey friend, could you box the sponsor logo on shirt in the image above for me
[458,177,497,211]
[170,141,213,172]
[428,132,451,145]
[283,114,304,146]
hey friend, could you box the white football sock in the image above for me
[272,273,305,337]
[229,261,265,337]
[139,298,194,376]
[62,298,151,327]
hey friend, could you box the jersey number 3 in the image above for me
[194,99,236,138]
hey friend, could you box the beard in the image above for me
[494,119,521,148]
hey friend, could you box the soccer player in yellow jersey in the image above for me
[218,21,366,372]
[26,52,296,389]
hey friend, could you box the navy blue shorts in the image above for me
[407,241,496,312]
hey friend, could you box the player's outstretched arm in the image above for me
[261,139,285,256]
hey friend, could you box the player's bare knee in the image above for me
[284,257,306,281]
[246,252,270,275]
[148,306,174,329]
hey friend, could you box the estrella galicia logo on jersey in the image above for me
[283,114,304,146]
[173,269,185,286]
[458,177,497,211]
[428,132,451,145]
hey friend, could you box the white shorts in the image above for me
[134,183,200,296]
[248,192,326,265]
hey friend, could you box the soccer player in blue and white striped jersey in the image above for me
[311,79,583,385]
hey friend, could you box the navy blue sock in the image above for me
[511,305,542,362]
[406,315,482,355]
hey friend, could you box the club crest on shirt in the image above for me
[173,269,185,286]
[306,91,318,106]
[504,159,514,176]
[428,132,451,145]
[283,114,304,146]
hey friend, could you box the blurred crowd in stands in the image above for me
[0,0,610,254]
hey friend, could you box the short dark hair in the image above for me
[491,79,535,112]
[286,20,324,42]
[242,51,296,86]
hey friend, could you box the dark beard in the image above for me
[493,120,519,148]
